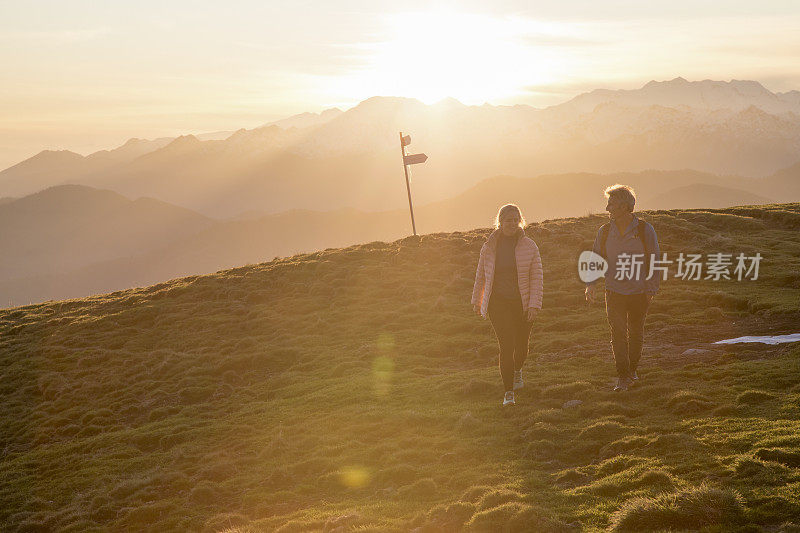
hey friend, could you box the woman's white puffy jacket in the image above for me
[471,228,543,318]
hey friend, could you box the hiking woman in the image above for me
[471,204,543,406]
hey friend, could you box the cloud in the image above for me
[0,28,112,44]
[705,42,800,59]
[519,33,607,48]
[232,40,374,77]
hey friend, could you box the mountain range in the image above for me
[3,158,799,306]
[3,77,800,305]
[2,78,800,218]
[560,77,800,115]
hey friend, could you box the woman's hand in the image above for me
[526,308,539,322]
[585,284,599,304]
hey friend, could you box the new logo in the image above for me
[578,251,608,283]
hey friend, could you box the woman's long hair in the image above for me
[493,204,526,230]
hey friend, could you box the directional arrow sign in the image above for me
[401,134,411,146]
[403,153,428,165]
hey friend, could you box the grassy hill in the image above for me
[1,204,800,532]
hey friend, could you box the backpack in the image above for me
[599,219,653,275]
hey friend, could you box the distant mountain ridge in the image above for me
[2,77,800,218]
[557,77,800,115]
[0,184,212,288]
[645,184,774,210]
[262,107,343,130]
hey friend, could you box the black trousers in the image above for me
[605,290,649,379]
[487,293,533,392]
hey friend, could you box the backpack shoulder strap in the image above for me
[637,219,651,254]
[637,219,653,275]
[599,223,611,259]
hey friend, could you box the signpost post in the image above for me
[399,131,427,236]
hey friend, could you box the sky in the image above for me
[2,0,800,170]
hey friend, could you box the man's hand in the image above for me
[585,284,599,304]
[526,308,539,322]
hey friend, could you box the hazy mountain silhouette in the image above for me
[555,77,800,115]
[762,160,800,198]
[0,150,86,196]
[3,163,800,307]
[411,168,795,231]
[3,78,800,217]
[85,136,175,162]
[0,185,212,291]
[195,130,236,141]
[262,107,343,129]
[644,184,774,210]
[0,137,174,198]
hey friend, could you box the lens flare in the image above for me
[338,466,371,489]
[372,355,395,397]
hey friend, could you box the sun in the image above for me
[328,10,569,105]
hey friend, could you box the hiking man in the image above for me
[585,184,660,391]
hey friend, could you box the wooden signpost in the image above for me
[399,131,428,236]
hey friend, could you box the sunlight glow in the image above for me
[329,10,573,104]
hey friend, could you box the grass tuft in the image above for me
[609,484,744,531]
[737,390,776,405]
[754,448,800,468]
[464,502,528,531]
[397,478,438,500]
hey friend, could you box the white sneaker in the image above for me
[612,377,631,392]
[503,391,515,406]
[513,370,524,390]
